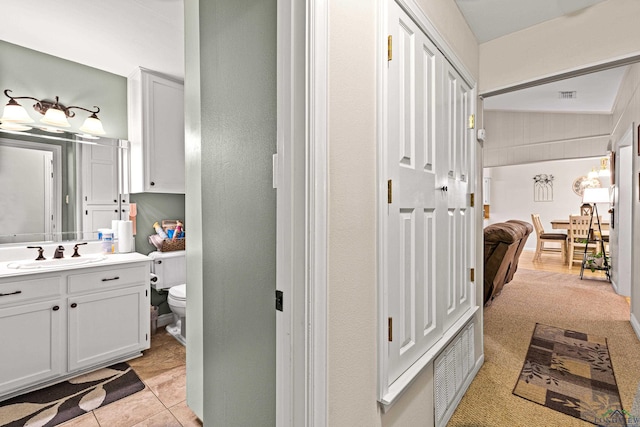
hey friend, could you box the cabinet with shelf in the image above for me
[128,67,185,194]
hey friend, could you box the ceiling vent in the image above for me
[558,91,577,99]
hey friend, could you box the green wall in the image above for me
[186,0,277,424]
[129,192,186,255]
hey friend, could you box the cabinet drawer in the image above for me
[0,276,62,306]
[68,265,147,294]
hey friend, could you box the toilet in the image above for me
[149,250,187,345]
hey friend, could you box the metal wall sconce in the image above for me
[0,89,106,136]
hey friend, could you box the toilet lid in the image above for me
[169,284,186,300]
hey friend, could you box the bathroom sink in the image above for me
[7,256,107,270]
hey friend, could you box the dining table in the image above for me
[550,219,610,232]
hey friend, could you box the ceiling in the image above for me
[0,0,185,80]
[482,66,627,113]
[455,0,625,114]
[454,0,605,44]
[0,0,626,114]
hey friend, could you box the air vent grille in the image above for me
[558,91,577,99]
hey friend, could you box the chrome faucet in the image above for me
[53,245,65,259]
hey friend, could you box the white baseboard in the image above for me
[611,278,619,294]
[631,313,640,341]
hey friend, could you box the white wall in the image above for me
[485,158,611,251]
[479,0,640,94]
[608,62,640,336]
[483,110,612,167]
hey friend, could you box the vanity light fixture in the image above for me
[0,89,106,136]
[587,167,599,180]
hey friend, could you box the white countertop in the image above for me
[0,244,151,279]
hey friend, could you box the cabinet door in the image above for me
[82,142,119,205]
[385,2,442,383]
[68,287,149,371]
[440,61,474,332]
[82,205,120,240]
[0,300,64,395]
[143,72,185,193]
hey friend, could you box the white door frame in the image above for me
[276,0,328,426]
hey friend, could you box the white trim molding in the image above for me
[276,0,328,425]
[631,313,640,341]
[307,1,329,425]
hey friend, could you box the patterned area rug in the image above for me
[513,323,628,426]
[0,363,144,427]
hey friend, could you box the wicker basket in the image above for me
[161,238,185,252]
[148,219,185,252]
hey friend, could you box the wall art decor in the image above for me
[572,175,601,197]
[533,174,554,202]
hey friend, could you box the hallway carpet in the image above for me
[447,269,640,427]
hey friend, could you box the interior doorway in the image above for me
[479,63,635,280]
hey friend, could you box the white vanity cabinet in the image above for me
[0,255,150,400]
[128,67,185,194]
[0,275,64,395]
[67,264,149,371]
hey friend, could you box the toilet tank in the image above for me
[149,250,186,290]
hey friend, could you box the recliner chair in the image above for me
[483,221,532,305]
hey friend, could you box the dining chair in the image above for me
[531,214,568,263]
[567,215,598,269]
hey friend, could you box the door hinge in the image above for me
[470,268,475,282]
[145,333,148,341]
[275,290,283,312]
[468,114,475,129]
[387,179,393,204]
[388,317,393,341]
[387,35,392,61]
[145,290,148,297]
[470,193,475,207]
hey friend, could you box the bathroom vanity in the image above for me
[0,251,151,401]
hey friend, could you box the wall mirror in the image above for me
[0,129,129,246]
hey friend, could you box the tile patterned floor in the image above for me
[59,331,201,427]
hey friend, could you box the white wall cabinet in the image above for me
[128,68,185,194]
[0,256,150,400]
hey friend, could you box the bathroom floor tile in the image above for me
[169,401,203,427]
[129,331,186,382]
[144,365,186,408]
[3,321,198,427]
[58,412,101,427]
[130,409,182,427]
[93,389,166,427]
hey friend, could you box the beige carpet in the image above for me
[448,269,640,427]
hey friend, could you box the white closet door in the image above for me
[441,61,473,331]
[386,0,442,384]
